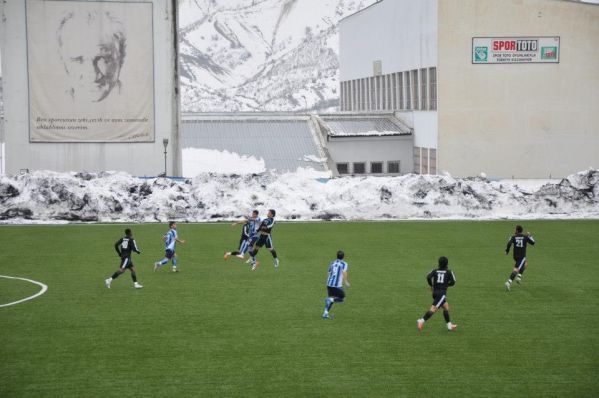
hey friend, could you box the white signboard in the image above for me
[26,0,155,142]
[472,37,560,64]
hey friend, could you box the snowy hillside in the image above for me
[0,169,597,223]
[178,0,376,112]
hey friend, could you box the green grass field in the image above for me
[1,220,598,397]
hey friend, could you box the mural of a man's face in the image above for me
[57,11,126,102]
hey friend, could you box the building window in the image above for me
[360,78,368,111]
[353,162,366,174]
[370,77,375,111]
[429,149,437,175]
[405,71,411,110]
[371,162,383,174]
[398,72,404,110]
[429,67,437,110]
[387,161,400,174]
[411,69,419,110]
[420,68,428,110]
[391,73,397,110]
[413,146,421,174]
[386,75,395,110]
[337,163,349,175]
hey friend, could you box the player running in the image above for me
[504,225,536,291]
[105,228,143,289]
[322,250,350,319]
[417,256,457,331]
[248,209,279,271]
[154,221,186,272]
[224,210,260,261]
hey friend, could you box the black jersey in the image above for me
[258,217,275,235]
[241,223,251,240]
[115,236,141,258]
[506,233,535,259]
[426,268,456,292]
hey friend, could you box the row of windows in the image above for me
[336,160,401,175]
[414,147,437,175]
[340,67,437,112]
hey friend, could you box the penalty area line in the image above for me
[0,275,48,308]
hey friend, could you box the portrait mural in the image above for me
[26,0,155,142]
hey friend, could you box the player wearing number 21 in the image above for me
[417,256,457,332]
[504,225,535,291]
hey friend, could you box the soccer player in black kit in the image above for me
[417,256,457,331]
[105,228,143,289]
[504,225,535,291]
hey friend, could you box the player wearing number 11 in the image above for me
[417,256,457,331]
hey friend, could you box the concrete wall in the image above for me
[438,0,599,178]
[397,111,438,149]
[0,0,181,176]
[339,0,437,81]
[327,135,414,174]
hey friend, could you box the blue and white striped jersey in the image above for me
[165,229,178,251]
[326,259,348,288]
[248,217,261,237]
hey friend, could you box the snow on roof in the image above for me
[181,117,327,173]
[319,115,411,137]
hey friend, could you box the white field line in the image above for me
[0,275,48,308]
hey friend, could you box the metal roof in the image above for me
[181,118,327,172]
[319,115,412,137]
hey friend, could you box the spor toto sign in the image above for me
[472,37,560,64]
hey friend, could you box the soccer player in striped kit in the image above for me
[105,228,143,289]
[504,225,536,291]
[154,221,186,272]
[322,250,350,319]
[224,210,260,261]
[417,256,457,331]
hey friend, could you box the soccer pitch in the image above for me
[1,220,598,397]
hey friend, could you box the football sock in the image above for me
[443,310,450,323]
[172,258,177,266]
[423,311,434,321]
[325,298,334,311]
[111,272,120,279]
[271,250,278,258]
[509,271,517,281]
[131,271,137,282]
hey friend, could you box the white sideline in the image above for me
[0,275,48,308]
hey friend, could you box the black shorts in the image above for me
[327,286,345,299]
[255,234,273,249]
[432,291,447,308]
[120,256,134,269]
[165,249,175,259]
[514,257,527,271]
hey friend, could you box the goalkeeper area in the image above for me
[1,220,598,397]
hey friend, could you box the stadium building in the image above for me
[339,0,599,178]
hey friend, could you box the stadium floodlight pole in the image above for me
[162,138,169,177]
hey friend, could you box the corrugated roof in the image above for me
[320,116,411,137]
[181,119,327,172]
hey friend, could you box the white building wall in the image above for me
[438,0,599,178]
[327,135,414,174]
[339,0,437,81]
[0,0,181,176]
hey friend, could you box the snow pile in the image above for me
[182,148,266,176]
[0,169,597,223]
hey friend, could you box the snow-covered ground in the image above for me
[0,169,597,223]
